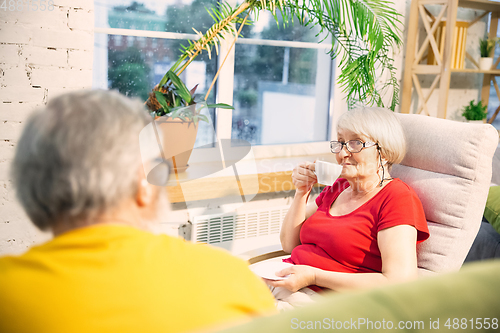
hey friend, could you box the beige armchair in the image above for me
[392,113,498,275]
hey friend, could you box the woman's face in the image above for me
[335,128,380,183]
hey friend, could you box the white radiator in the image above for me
[190,206,289,255]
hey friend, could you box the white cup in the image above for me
[314,160,342,186]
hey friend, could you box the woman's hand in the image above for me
[292,162,317,195]
[280,162,319,253]
[265,265,319,292]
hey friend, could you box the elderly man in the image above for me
[0,90,275,333]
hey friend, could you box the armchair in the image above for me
[392,113,498,274]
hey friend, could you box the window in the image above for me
[126,35,134,47]
[93,1,336,157]
[113,35,122,46]
[233,43,331,146]
[138,36,146,47]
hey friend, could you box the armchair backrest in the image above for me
[391,113,498,275]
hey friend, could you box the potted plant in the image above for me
[462,100,488,123]
[146,70,233,172]
[479,38,496,70]
[145,0,404,172]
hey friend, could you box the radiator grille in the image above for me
[192,206,289,245]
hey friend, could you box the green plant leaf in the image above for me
[158,72,170,88]
[170,107,183,119]
[196,114,210,123]
[462,99,488,120]
[167,70,193,104]
[207,103,235,109]
[154,91,170,113]
[154,90,165,104]
[479,38,497,57]
[172,93,182,108]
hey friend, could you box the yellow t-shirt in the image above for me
[0,224,275,333]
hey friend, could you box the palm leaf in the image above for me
[169,1,251,77]
[290,0,402,108]
[245,0,402,108]
[152,0,403,113]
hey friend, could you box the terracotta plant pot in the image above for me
[154,104,202,173]
[479,57,493,71]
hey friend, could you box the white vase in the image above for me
[479,57,493,71]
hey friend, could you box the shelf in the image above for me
[451,68,500,74]
[458,0,500,12]
[401,0,500,118]
[412,65,500,75]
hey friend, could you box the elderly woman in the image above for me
[267,107,429,308]
[0,90,275,333]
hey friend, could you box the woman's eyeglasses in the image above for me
[330,140,378,154]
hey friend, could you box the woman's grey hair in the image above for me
[336,107,406,166]
[11,90,152,230]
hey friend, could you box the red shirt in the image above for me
[284,178,429,279]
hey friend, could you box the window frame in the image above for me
[94,5,343,161]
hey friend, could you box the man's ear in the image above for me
[136,177,155,207]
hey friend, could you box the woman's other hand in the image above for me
[265,265,319,292]
[292,162,317,195]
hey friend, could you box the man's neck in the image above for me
[51,200,146,237]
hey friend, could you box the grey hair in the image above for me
[336,107,406,166]
[11,90,152,230]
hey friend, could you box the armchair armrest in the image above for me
[237,244,288,264]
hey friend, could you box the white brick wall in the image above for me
[0,1,94,256]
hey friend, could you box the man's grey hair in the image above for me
[11,90,151,230]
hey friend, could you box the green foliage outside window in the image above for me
[108,47,150,101]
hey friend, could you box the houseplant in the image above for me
[479,38,496,70]
[145,0,404,171]
[462,100,488,122]
[146,70,233,172]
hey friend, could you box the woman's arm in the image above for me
[280,194,318,253]
[270,224,418,291]
[280,162,319,253]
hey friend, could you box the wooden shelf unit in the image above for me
[401,0,500,122]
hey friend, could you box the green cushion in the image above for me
[214,260,500,333]
[484,186,500,234]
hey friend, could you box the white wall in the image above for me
[0,0,94,255]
